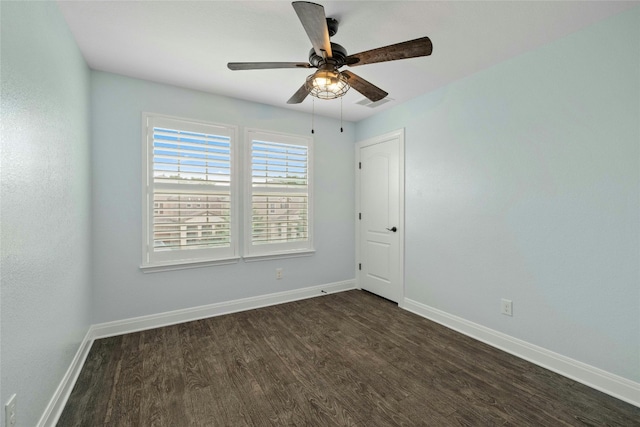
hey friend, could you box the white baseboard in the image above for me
[91,280,356,340]
[403,298,640,408]
[38,280,356,426]
[36,329,94,427]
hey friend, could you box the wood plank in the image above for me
[268,302,416,425]
[201,312,281,426]
[232,312,315,425]
[139,326,189,426]
[102,332,143,426]
[58,337,123,426]
[243,304,361,425]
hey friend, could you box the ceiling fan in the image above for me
[227,1,433,105]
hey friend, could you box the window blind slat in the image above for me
[154,129,230,144]
[153,145,231,158]
[153,218,231,224]
[153,152,230,163]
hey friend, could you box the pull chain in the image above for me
[340,97,344,133]
[311,98,315,134]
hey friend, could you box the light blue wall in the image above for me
[0,2,92,426]
[356,7,640,382]
[90,72,355,323]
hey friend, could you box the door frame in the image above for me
[355,128,405,305]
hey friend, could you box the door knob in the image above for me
[386,226,397,232]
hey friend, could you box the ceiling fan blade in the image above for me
[292,2,332,58]
[228,62,311,71]
[346,36,433,67]
[342,71,388,102]
[287,83,311,104]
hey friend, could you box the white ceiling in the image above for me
[56,1,637,122]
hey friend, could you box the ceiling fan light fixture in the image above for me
[228,2,433,106]
[305,68,349,100]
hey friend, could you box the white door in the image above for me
[357,130,404,303]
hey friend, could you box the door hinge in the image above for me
[359,212,361,220]
[359,162,361,169]
[359,263,362,271]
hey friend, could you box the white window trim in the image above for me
[243,128,314,259]
[140,257,241,273]
[140,113,239,271]
[242,250,316,263]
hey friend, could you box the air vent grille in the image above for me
[355,97,394,108]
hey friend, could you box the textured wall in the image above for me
[0,2,92,426]
[90,72,355,323]
[356,8,640,382]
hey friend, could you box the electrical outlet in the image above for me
[5,394,16,427]
[276,268,283,280]
[501,298,513,316]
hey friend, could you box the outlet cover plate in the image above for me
[501,299,513,316]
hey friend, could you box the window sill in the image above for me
[242,250,316,263]
[140,257,241,273]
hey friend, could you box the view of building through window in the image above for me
[252,194,308,244]
[153,193,230,250]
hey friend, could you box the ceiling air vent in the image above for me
[355,97,393,108]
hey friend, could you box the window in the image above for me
[244,129,314,259]
[142,114,238,270]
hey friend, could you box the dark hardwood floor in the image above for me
[58,290,640,426]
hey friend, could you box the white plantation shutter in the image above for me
[245,130,314,257]
[143,115,238,268]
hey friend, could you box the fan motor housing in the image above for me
[309,42,348,68]
[326,18,339,37]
